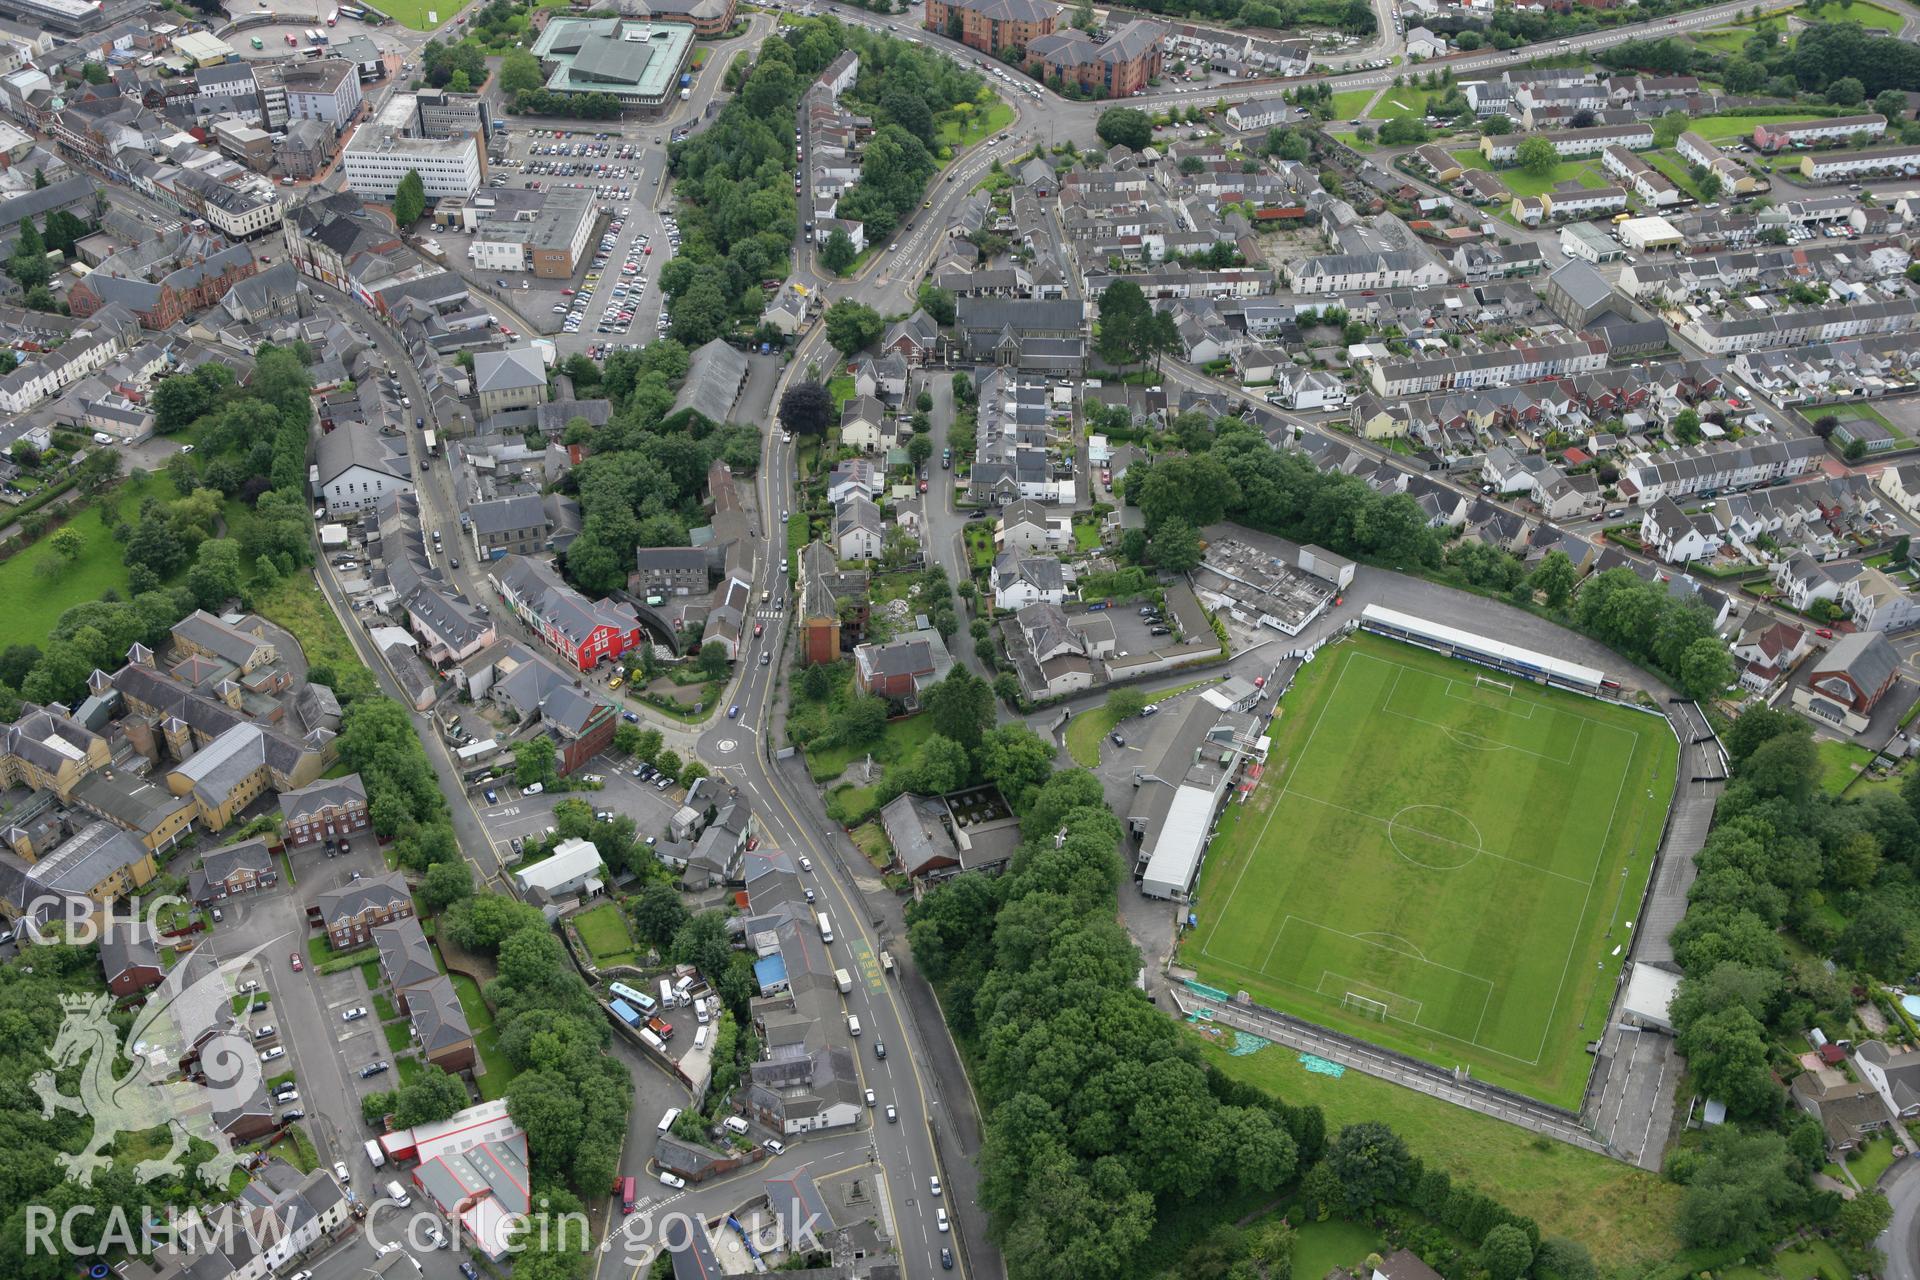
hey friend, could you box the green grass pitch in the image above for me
[1183,632,1678,1108]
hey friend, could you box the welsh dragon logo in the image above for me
[32,942,271,1189]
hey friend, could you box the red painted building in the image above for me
[489,555,646,671]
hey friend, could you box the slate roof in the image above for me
[671,337,748,423]
[473,346,546,394]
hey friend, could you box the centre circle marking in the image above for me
[1385,804,1483,871]
[715,738,738,754]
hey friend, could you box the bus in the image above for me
[326,7,338,24]
[340,4,366,15]
[609,981,657,1014]
[609,998,641,1027]
[305,29,320,42]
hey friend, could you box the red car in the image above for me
[1816,627,1835,639]
[754,621,764,637]
[289,952,304,972]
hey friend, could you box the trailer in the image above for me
[609,998,641,1027]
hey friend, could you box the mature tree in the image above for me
[442,893,549,955]
[898,733,972,796]
[916,281,956,325]
[1837,1190,1893,1248]
[1676,1004,1778,1115]
[1826,75,1865,106]
[824,300,885,354]
[1322,1122,1414,1214]
[631,883,691,950]
[1515,135,1558,176]
[1482,113,1514,136]
[1873,88,1911,124]
[1532,1238,1597,1280]
[391,170,427,227]
[697,642,731,681]
[498,47,543,97]
[923,667,995,751]
[390,1065,468,1127]
[1670,1127,1806,1249]
[1480,1225,1533,1280]
[779,380,835,438]
[976,724,1056,814]
[419,859,475,913]
[1106,688,1147,722]
[1095,280,1154,371]
[1530,549,1577,609]
[1678,637,1735,700]
[837,695,889,748]
[513,735,558,789]
[821,228,857,274]
[1147,517,1202,574]
[1095,107,1153,151]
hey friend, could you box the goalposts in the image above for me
[1342,992,1390,1022]
[1474,674,1516,695]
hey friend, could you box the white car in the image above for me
[799,856,813,872]
[659,1170,686,1189]
[936,1208,949,1233]
[333,1161,350,1183]
[930,1176,941,1197]
[260,1046,286,1062]
[342,1006,369,1022]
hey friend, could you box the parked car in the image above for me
[360,1061,390,1078]
[342,1007,368,1022]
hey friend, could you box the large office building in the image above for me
[342,93,483,200]
[528,18,695,112]
[924,0,1057,56]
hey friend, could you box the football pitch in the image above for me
[1185,632,1678,1108]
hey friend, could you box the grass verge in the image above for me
[1196,1034,1683,1271]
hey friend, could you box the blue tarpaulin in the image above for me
[1300,1053,1344,1078]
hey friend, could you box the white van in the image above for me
[817,912,833,943]
[364,1138,386,1170]
[694,1025,709,1050]
[658,978,675,1009]
[385,1181,411,1207]
[846,1014,862,1037]
[694,997,710,1025]
[723,1115,750,1135]
[658,1107,681,1133]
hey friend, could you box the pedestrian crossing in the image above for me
[755,608,785,620]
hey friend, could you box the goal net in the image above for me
[1342,992,1390,1022]
[1474,674,1516,695]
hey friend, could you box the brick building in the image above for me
[926,0,1057,56]
[1026,19,1163,98]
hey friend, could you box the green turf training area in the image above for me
[1183,632,1677,1108]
